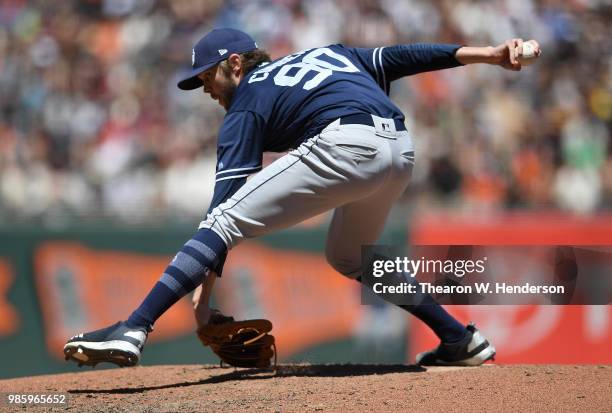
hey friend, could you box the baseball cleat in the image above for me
[64,321,150,368]
[416,323,496,366]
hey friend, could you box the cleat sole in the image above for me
[64,344,139,368]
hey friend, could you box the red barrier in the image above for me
[409,213,612,364]
[413,212,612,245]
[0,259,19,336]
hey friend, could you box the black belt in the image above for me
[339,113,406,131]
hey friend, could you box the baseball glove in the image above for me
[197,311,276,368]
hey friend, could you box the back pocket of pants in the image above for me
[335,143,379,159]
[400,150,415,164]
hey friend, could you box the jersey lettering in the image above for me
[249,47,359,90]
[248,51,307,83]
[274,63,332,90]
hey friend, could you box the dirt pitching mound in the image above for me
[1,364,610,412]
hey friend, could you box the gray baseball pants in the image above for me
[199,115,415,279]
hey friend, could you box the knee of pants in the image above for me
[325,249,362,279]
[198,210,243,250]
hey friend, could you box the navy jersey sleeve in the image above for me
[206,111,265,214]
[348,44,463,94]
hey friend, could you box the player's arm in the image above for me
[205,111,265,215]
[193,271,216,327]
[348,39,541,92]
[455,39,542,71]
[197,110,265,273]
[349,44,463,92]
[192,110,265,325]
[379,44,465,80]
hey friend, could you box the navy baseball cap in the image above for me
[177,28,258,90]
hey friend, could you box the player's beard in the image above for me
[217,64,238,110]
[218,82,236,110]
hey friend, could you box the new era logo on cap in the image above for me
[177,28,258,90]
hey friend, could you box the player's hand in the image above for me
[193,285,210,328]
[193,285,233,328]
[490,38,541,71]
[192,271,218,328]
[194,305,214,329]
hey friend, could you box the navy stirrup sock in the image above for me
[356,274,467,344]
[127,229,227,329]
[399,300,467,343]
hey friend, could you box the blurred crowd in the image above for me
[1,0,611,225]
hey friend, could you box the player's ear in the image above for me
[227,53,242,75]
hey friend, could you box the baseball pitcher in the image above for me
[64,28,541,368]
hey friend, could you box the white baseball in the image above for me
[517,41,538,66]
